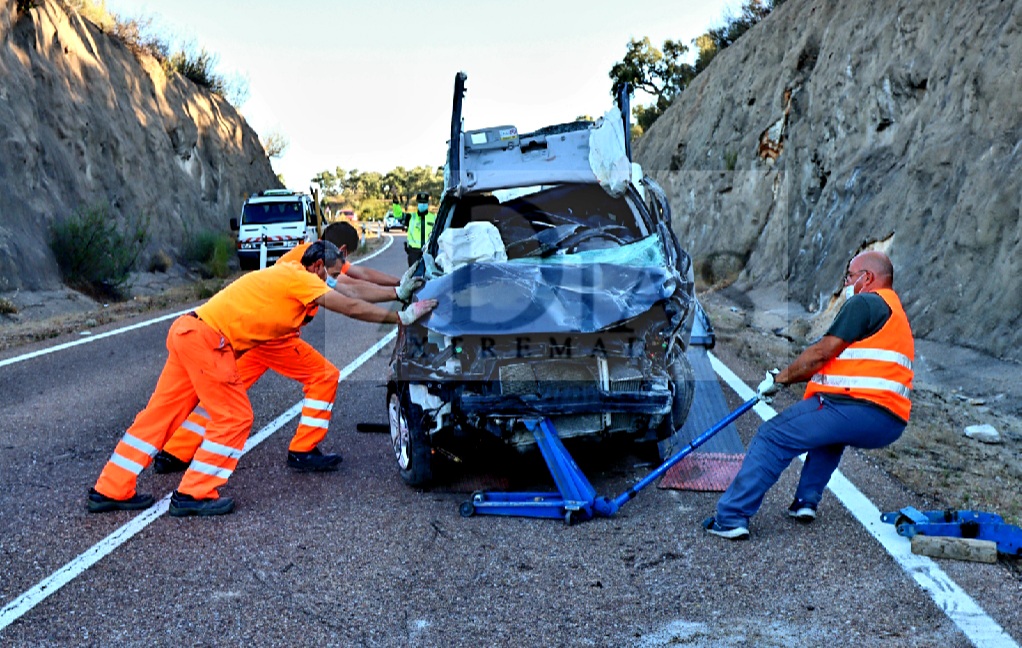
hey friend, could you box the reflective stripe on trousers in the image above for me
[93,315,252,500]
[161,335,339,461]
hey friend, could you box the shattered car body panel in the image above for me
[387,72,696,486]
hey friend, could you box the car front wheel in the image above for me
[657,352,696,440]
[388,385,433,487]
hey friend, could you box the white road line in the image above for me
[0,310,192,369]
[0,235,395,370]
[707,351,1018,648]
[0,328,397,631]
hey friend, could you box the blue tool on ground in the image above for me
[881,506,1022,556]
[459,396,759,524]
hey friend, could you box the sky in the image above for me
[104,0,740,192]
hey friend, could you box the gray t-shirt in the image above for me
[825,293,891,342]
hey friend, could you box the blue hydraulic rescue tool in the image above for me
[881,507,1022,556]
[459,397,759,524]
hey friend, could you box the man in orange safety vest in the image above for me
[703,250,913,540]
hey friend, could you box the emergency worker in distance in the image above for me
[405,191,435,266]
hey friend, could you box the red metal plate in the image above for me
[658,452,745,492]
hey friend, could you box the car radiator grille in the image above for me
[497,360,644,397]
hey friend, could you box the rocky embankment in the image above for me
[0,0,278,293]
[637,0,1022,363]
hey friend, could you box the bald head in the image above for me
[848,250,894,290]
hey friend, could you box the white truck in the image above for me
[231,189,319,270]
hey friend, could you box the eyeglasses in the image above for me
[845,269,868,282]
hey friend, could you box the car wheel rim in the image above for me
[388,393,411,470]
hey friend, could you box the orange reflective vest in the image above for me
[804,288,914,421]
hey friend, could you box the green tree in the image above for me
[383,166,410,205]
[693,33,719,74]
[322,164,444,220]
[311,169,340,196]
[705,0,774,51]
[609,0,781,132]
[609,37,696,134]
[610,37,694,110]
[344,170,385,201]
[407,165,443,203]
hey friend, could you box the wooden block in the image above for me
[910,535,998,563]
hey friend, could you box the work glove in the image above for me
[398,299,438,326]
[395,267,426,302]
[756,369,781,403]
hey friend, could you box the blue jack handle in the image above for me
[594,396,760,516]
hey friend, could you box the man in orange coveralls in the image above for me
[87,240,435,517]
[148,222,424,476]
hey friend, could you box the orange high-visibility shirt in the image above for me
[279,242,351,275]
[804,288,914,421]
[194,261,330,354]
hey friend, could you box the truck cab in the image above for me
[231,189,319,270]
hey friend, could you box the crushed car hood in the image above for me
[416,262,675,336]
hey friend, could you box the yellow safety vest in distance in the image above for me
[803,288,914,421]
[406,211,435,249]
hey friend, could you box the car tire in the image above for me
[657,351,696,440]
[388,384,433,487]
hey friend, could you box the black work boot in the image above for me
[86,488,155,513]
[287,447,342,472]
[153,450,189,474]
[168,491,235,517]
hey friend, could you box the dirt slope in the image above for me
[636,0,1022,363]
[0,0,279,292]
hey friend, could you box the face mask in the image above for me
[417,203,428,212]
[843,274,864,300]
[326,275,338,289]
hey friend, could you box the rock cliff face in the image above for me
[0,0,279,292]
[636,0,1022,362]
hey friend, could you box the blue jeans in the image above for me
[714,395,906,528]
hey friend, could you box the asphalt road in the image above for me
[1,236,1019,647]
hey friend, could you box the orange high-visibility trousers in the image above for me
[161,335,339,461]
[93,315,253,501]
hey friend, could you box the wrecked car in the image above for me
[387,72,697,486]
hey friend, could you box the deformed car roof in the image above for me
[444,107,635,198]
